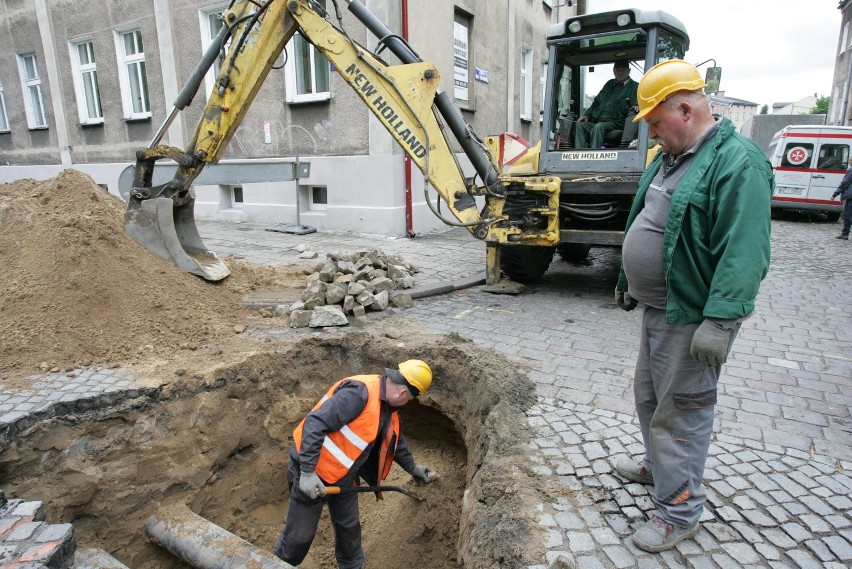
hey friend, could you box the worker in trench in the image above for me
[273,359,439,568]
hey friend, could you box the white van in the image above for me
[766,125,850,221]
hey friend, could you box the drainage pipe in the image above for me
[146,503,294,569]
[402,0,415,237]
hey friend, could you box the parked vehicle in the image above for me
[767,125,851,221]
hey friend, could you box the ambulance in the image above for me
[766,125,852,221]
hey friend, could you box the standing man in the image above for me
[575,59,639,149]
[832,156,852,240]
[273,359,439,568]
[614,60,773,552]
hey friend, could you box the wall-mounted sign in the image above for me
[453,21,469,101]
[475,67,489,83]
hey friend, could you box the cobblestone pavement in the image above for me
[1,215,850,568]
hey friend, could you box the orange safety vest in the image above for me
[293,375,400,485]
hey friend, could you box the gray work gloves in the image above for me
[298,470,325,499]
[690,319,736,366]
[615,290,637,311]
[410,464,439,483]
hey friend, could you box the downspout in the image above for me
[402,0,415,236]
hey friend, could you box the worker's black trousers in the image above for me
[273,459,364,569]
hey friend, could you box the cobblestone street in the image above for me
[1,213,850,568]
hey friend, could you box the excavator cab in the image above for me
[491,9,695,283]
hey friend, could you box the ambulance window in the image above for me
[780,143,813,169]
[816,144,849,170]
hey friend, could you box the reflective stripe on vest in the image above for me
[293,375,399,484]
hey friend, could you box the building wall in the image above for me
[739,113,827,156]
[0,0,558,237]
[830,0,852,126]
[709,101,757,133]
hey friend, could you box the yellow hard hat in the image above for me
[397,359,432,396]
[633,59,705,123]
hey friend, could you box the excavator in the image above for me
[125,0,699,285]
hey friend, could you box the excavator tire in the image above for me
[556,243,591,263]
[500,245,555,283]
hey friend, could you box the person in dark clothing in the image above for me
[832,157,852,239]
[574,59,639,148]
[273,359,437,569]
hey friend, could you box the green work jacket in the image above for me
[616,118,774,324]
[586,78,638,123]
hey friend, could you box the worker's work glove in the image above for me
[690,319,736,366]
[410,464,439,484]
[615,290,637,311]
[298,470,325,499]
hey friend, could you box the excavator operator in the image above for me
[575,59,639,149]
[273,359,439,568]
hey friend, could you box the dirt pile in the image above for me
[0,169,303,381]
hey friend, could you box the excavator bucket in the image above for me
[124,146,230,282]
[124,195,230,282]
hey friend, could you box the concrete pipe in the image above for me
[145,503,294,569]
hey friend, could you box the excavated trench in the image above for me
[0,332,549,568]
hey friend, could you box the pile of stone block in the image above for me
[286,249,418,328]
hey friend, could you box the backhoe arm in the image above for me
[193,0,491,225]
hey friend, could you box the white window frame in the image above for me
[114,28,152,119]
[0,79,9,132]
[540,61,547,122]
[16,52,47,129]
[200,4,231,99]
[69,39,104,125]
[520,46,533,121]
[309,185,328,211]
[284,0,330,103]
[231,185,244,209]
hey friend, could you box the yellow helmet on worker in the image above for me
[633,59,705,123]
[387,359,432,396]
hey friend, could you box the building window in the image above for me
[16,53,47,129]
[0,79,9,132]
[231,186,243,208]
[200,6,230,98]
[115,29,151,119]
[70,40,104,125]
[285,0,330,103]
[310,186,327,210]
[453,12,472,103]
[520,46,533,121]
[842,22,849,54]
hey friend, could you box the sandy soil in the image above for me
[0,170,548,568]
